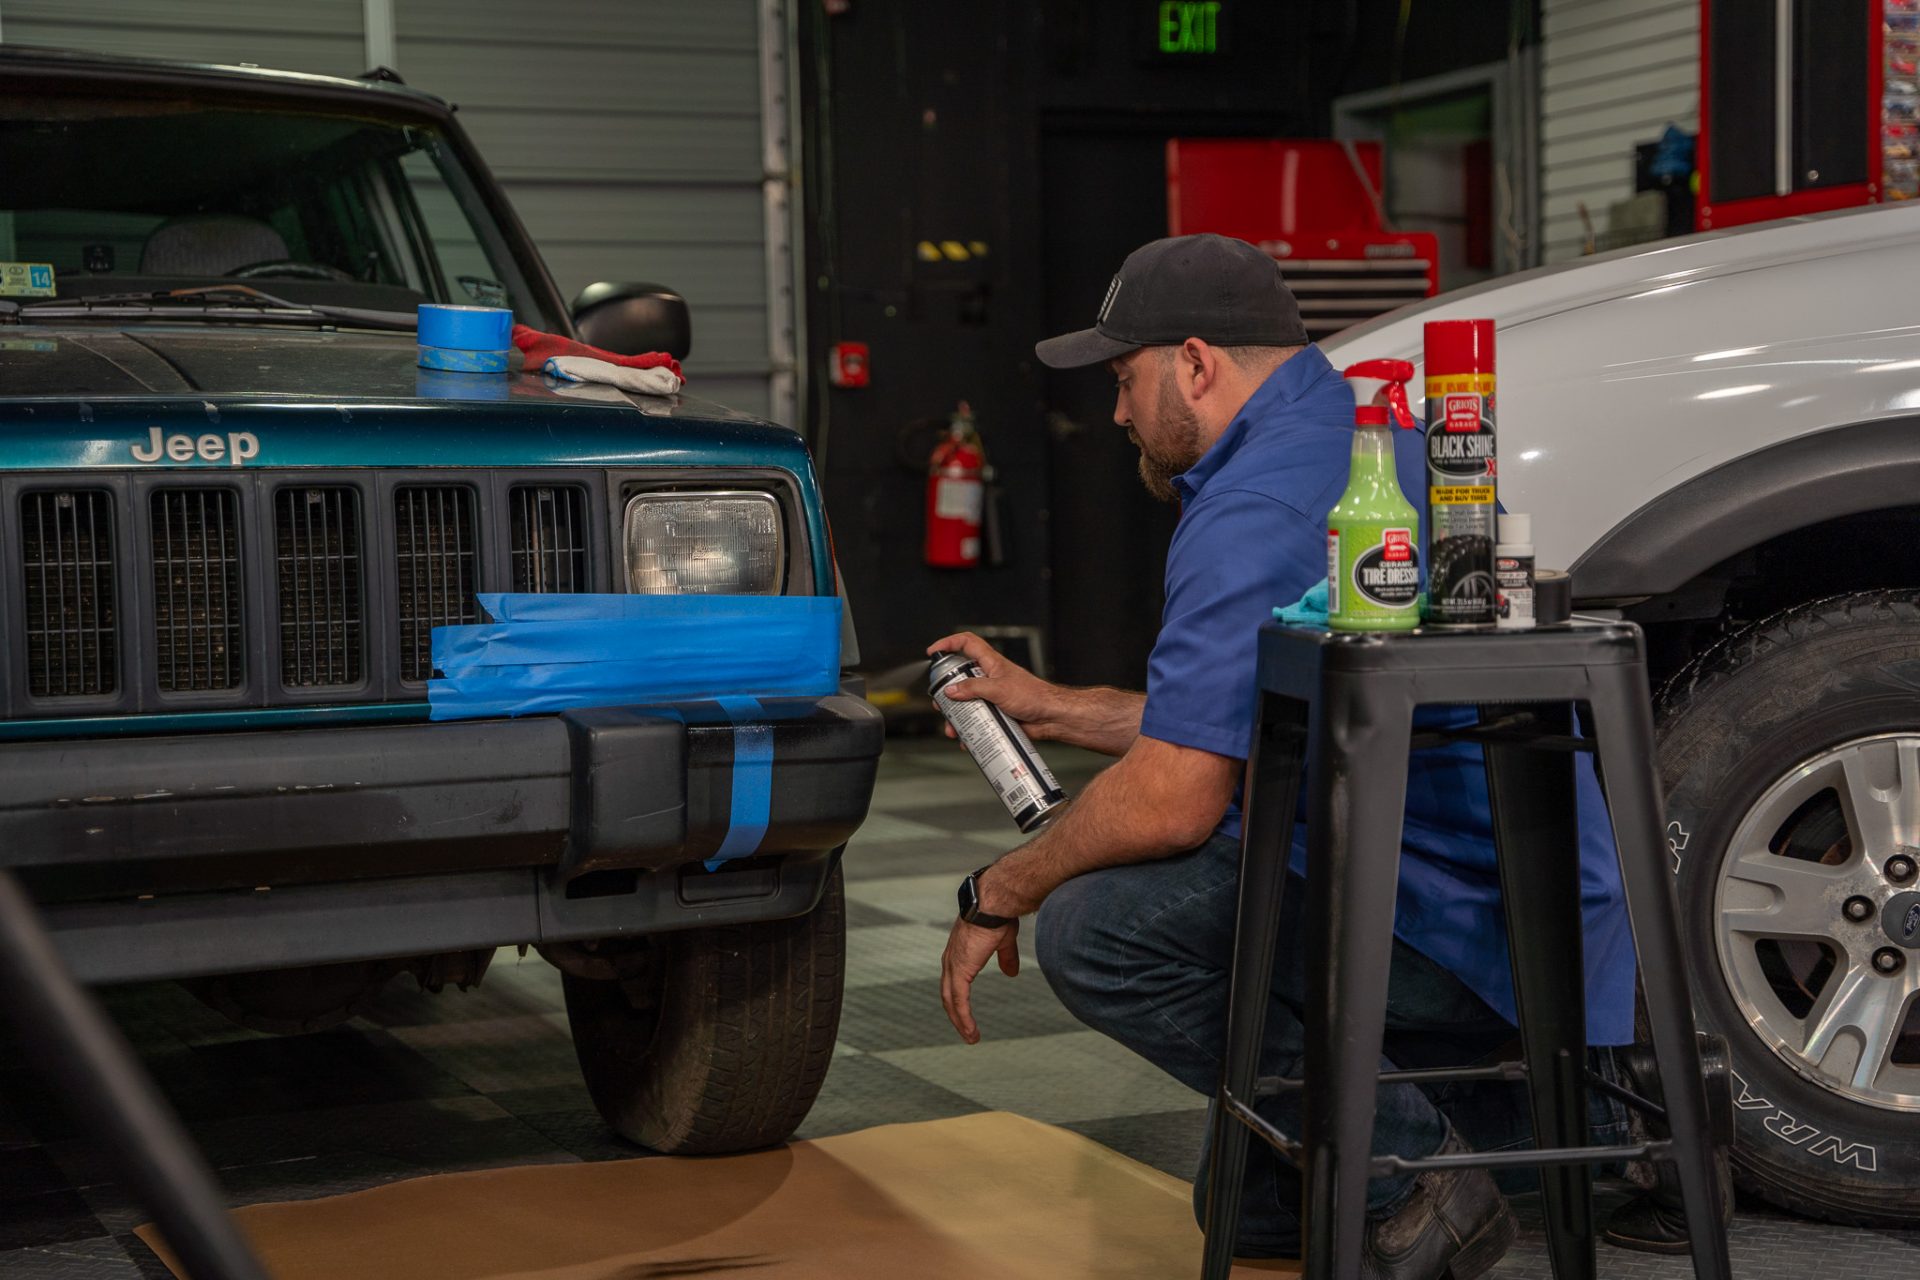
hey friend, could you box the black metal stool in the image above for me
[1198,620,1731,1280]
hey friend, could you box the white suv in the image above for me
[1328,202,1920,1226]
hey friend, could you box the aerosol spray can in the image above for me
[928,652,1067,833]
[1423,319,1499,627]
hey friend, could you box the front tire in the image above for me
[561,862,845,1155]
[1658,591,1920,1224]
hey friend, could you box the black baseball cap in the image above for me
[1035,233,1309,369]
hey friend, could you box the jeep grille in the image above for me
[0,468,805,718]
[509,485,588,594]
[151,488,245,692]
[394,485,480,684]
[21,490,117,698]
[276,487,364,688]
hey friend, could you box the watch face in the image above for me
[957,875,978,919]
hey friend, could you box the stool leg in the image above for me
[1201,690,1309,1280]
[1483,704,1594,1280]
[0,870,268,1280]
[1302,674,1413,1280]
[1587,666,1733,1280]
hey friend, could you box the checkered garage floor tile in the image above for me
[1,738,1917,1276]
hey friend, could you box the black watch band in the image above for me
[957,864,1017,929]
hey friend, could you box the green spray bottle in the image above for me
[1327,359,1421,632]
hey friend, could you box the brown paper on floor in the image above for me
[138,1111,1299,1279]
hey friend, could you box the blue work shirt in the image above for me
[1136,345,1636,1045]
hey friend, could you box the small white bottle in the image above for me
[1495,513,1535,631]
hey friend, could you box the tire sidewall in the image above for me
[1661,615,1920,1220]
[564,862,846,1155]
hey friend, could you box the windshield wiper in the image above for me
[1,285,418,333]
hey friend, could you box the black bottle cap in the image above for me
[1536,569,1573,626]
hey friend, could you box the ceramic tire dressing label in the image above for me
[1423,320,1498,627]
[1327,359,1421,633]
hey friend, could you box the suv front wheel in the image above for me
[560,861,846,1154]
[1658,591,1920,1224]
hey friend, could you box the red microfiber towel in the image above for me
[511,325,684,380]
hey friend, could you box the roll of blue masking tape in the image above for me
[417,344,510,373]
[417,303,512,351]
[416,366,511,399]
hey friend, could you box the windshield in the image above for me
[0,92,563,329]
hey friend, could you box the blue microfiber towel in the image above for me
[1273,580,1429,627]
[1273,579,1331,626]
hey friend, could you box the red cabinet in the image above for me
[1698,0,1892,230]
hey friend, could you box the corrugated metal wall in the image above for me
[0,0,781,420]
[0,0,367,74]
[1540,0,1699,262]
[395,0,776,418]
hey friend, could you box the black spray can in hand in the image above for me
[928,651,1067,833]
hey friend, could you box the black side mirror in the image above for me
[570,282,692,360]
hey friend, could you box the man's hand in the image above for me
[941,915,1020,1045]
[927,632,1073,741]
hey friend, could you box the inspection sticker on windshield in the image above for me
[0,263,55,297]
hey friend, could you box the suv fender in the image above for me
[1573,417,1920,602]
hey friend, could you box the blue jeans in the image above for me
[1035,833,1626,1257]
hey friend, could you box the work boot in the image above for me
[1362,1128,1517,1280]
[1602,1037,1735,1254]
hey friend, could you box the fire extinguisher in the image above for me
[925,401,985,568]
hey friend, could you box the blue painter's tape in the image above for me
[417,302,513,351]
[709,696,773,870]
[418,344,509,373]
[428,595,840,721]
[427,596,836,870]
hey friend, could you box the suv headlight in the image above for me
[624,491,785,594]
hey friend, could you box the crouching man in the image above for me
[930,234,1639,1279]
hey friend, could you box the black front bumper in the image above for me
[0,691,882,983]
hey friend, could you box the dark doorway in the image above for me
[1039,129,1182,690]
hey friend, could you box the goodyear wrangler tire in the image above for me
[1657,591,1920,1224]
[562,862,845,1155]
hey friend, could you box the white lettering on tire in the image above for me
[1666,819,1690,872]
[1732,1069,1878,1171]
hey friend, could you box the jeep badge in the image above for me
[130,427,260,465]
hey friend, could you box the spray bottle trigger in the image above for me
[1382,383,1416,430]
[1340,359,1419,430]
[1341,359,1414,381]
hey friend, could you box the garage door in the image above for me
[0,0,791,422]
[1540,0,1699,263]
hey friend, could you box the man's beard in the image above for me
[1130,381,1205,504]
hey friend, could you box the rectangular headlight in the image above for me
[624,491,785,595]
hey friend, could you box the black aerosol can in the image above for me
[928,652,1067,833]
[1423,319,1499,627]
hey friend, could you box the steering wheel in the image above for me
[226,259,355,283]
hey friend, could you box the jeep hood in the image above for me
[0,324,697,407]
[0,324,804,473]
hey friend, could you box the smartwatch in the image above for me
[957,864,1017,929]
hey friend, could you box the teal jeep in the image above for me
[0,47,879,1154]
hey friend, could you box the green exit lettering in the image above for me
[1158,1,1221,55]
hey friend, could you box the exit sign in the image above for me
[1143,1,1228,62]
